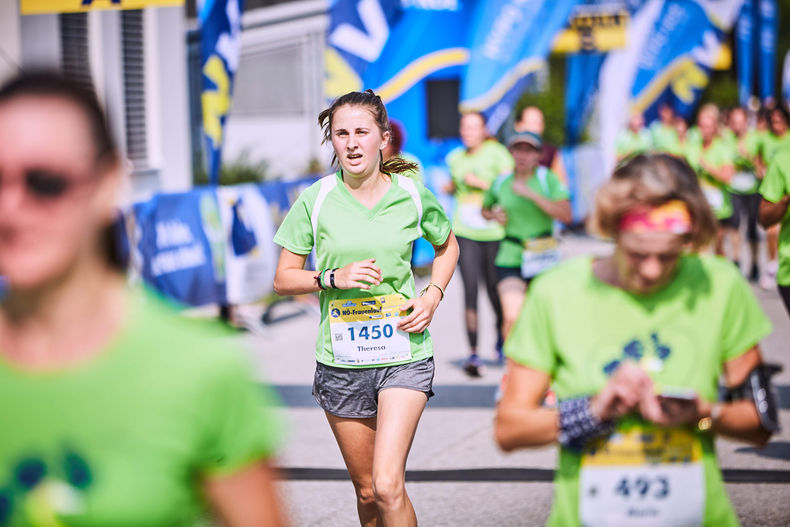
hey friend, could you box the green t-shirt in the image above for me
[0,289,283,527]
[650,122,679,153]
[273,171,452,368]
[505,255,771,527]
[615,128,652,158]
[759,149,790,285]
[762,132,790,164]
[686,137,735,219]
[724,129,761,194]
[482,168,570,268]
[445,140,514,241]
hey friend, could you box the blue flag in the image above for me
[460,0,580,133]
[736,0,755,106]
[630,0,741,121]
[757,0,777,102]
[565,52,606,145]
[199,0,244,185]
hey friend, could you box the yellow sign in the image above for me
[553,8,629,53]
[21,0,183,15]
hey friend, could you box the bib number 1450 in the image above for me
[347,324,394,341]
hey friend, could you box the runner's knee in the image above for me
[372,472,406,509]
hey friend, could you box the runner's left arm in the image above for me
[397,231,459,333]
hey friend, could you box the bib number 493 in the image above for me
[614,475,670,500]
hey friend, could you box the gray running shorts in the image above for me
[312,357,435,418]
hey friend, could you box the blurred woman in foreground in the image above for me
[0,72,285,526]
[496,153,777,526]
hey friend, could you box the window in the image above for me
[59,13,91,89]
[232,44,305,115]
[121,9,148,167]
[426,79,460,139]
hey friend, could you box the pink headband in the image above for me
[620,200,692,234]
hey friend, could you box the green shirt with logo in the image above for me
[0,289,284,526]
[505,255,771,527]
[686,137,735,219]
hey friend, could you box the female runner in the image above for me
[273,90,458,526]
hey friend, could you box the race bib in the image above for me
[329,294,412,365]
[579,425,704,527]
[700,181,724,211]
[521,237,561,278]
[731,171,757,193]
[459,193,497,230]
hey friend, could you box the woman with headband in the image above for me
[495,153,777,526]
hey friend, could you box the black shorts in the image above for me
[495,266,533,285]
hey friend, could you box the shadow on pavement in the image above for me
[736,441,790,461]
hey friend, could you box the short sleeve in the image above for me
[759,152,790,203]
[418,183,452,246]
[272,187,315,255]
[495,143,515,175]
[445,148,463,183]
[197,349,286,476]
[504,277,557,374]
[546,170,570,201]
[719,270,772,362]
[482,175,505,209]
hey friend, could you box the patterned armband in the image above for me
[558,396,616,452]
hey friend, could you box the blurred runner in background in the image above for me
[444,112,512,376]
[615,111,652,162]
[496,153,777,527]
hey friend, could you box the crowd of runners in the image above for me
[0,69,785,526]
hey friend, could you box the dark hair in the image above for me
[388,119,405,155]
[318,89,418,176]
[589,153,716,250]
[0,71,127,270]
[770,103,790,133]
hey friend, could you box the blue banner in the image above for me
[133,188,226,306]
[460,0,580,133]
[565,51,606,145]
[783,50,790,106]
[736,0,754,106]
[757,0,777,102]
[199,0,244,185]
[325,0,403,100]
[630,0,741,121]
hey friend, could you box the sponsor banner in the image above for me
[630,0,743,122]
[132,188,226,307]
[325,0,404,100]
[217,184,277,305]
[20,0,182,14]
[552,4,628,53]
[460,0,580,133]
[782,50,790,106]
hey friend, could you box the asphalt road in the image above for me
[243,234,790,526]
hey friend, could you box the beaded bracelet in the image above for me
[557,396,615,452]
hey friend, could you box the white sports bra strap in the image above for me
[395,175,423,237]
[311,174,338,242]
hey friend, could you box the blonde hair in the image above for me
[588,153,716,250]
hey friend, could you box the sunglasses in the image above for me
[0,169,83,201]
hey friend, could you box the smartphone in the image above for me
[657,388,697,412]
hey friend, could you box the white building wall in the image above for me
[0,2,21,83]
[223,0,330,180]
